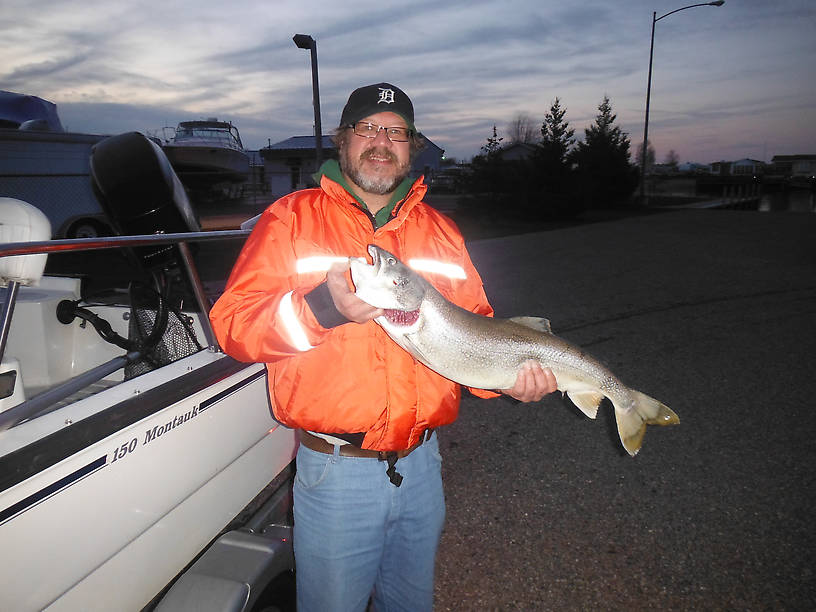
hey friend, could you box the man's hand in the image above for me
[326,261,383,324]
[501,360,558,402]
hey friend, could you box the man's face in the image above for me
[339,111,412,196]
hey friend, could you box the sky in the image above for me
[2,0,814,164]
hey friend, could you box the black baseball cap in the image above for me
[339,83,415,132]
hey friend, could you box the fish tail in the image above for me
[613,391,680,456]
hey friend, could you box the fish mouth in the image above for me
[367,244,382,274]
[383,308,419,327]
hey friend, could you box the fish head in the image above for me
[350,244,426,312]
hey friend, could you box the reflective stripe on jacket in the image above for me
[209,174,497,451]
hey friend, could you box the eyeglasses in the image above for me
[347,121,414,142]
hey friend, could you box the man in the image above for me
[209,83,556,612]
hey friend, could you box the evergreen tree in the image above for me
[539,97,575,166]
[460,124,523,224]
[480,124,503,157]
[533,97,581,217]
[571,96,638,208]
[469,125,507,199]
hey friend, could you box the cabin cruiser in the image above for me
[162,119,250,187]
[0,132,296,611]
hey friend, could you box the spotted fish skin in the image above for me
[350,244,679,456]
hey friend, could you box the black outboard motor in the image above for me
[89,131,200,269]
[85,132,205,377]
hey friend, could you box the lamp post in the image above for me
[293,33,323,171]
[640,1,724,205]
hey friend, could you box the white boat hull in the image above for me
[0,350,296,611]
[163,144,250,182]
[1,135,297,611]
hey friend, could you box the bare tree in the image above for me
[636,140,656,172]
[664,149,679,169]
[506,113,536,144]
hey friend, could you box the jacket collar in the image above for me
[316,159,427,228]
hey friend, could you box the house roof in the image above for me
[420,138,443,152]
[495,142,537,160]
[771,154,816,162]
[264,135,336,152]
[503,142,537,151]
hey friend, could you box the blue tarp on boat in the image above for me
[0,91,64,132]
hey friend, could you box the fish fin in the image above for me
[401,335,431,366]
[613,391,680,457]
[509,316,552,333]
[566,391,605,419]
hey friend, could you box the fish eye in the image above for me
[387,257,396,265]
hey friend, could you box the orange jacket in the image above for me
[209,174,497,451]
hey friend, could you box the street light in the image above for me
[293,33,323,171]
[639,1,725,205]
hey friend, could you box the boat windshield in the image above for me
[174,124,243,150]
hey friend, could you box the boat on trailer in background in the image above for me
[0,131,296,611]
[0,90,114,239]
[162,119,250,188]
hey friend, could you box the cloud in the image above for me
[3,54,91,86]
[1,0,814,163]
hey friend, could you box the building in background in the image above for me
[771,154,816,177]
[731,158,765,176]
[494,142,538,162]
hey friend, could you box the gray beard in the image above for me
[340,148,410,195]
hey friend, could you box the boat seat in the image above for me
[0,198,53,412]
[0,197,51,287]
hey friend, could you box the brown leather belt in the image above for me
[298,429,434,461]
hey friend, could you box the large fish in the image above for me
[349,244,679,456]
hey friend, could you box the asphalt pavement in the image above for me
[433,208,816,611]
[55,205,814,609]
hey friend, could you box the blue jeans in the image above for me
[293,433,445,612]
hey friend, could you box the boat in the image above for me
[0,131,297,611]
[162,119,251,186]
[0,91,113,239]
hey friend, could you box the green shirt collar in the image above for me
[314,159,413,228]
